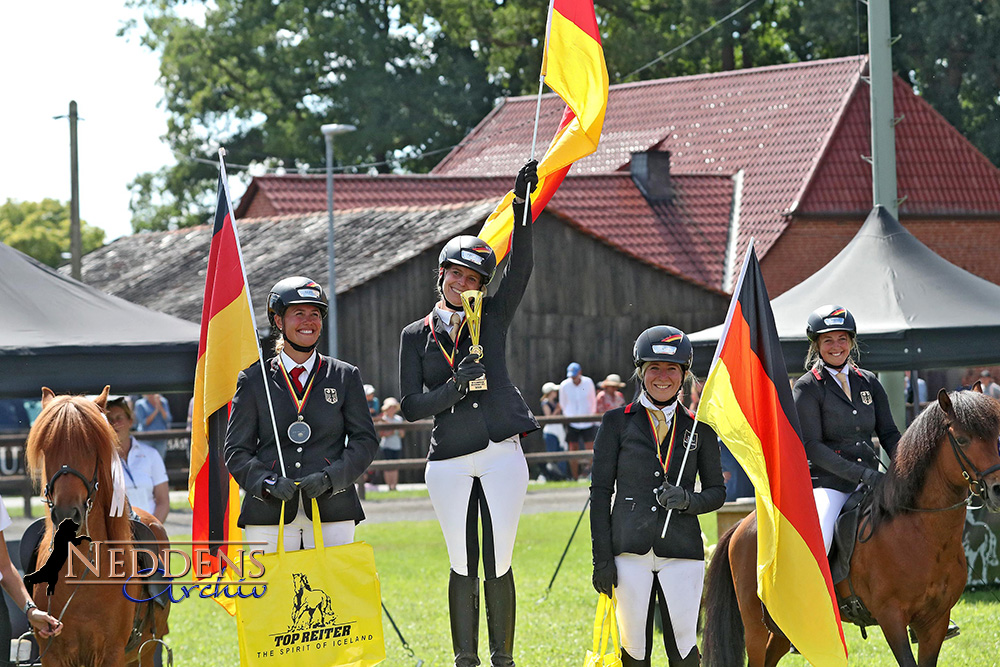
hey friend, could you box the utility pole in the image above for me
[68,101,82,280]
[320,123,357,358]
[867,0,899,218]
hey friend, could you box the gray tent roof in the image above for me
[0,242,199,397]
[689,206,1000,374]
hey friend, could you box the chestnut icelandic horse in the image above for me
[703,388,1000,667]
[24,387,170,666]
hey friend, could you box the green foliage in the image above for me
[165,512,1000,666]
[0,198,104,267]
[125,0,498,230]
[127,0,1000,230]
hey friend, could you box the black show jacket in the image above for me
[398,199,538,460]
[591,401,726,565]
[225,355,379,527]
[792,365,901,493]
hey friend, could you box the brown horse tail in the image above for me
[702,523,745,667]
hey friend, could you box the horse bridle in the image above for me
[43,462,100,514]
[946,426,1000,500]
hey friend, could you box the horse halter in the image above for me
[946,426,1000,500]
[43,462,100,513]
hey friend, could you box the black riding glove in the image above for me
[655,483,691,511]
[860,467,884,488]
[265,475,297,502]
[299,471,333,498]
[592,560,617,597]
[514,159,539,199]
[454,353,486,393]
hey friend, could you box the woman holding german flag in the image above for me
[590,326,725,667]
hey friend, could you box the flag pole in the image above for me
[218,148,288,479]
[660,239,757,539]
[521,0,554,227]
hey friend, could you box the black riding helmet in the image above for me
[806,305,856,341]
[633,325,693,373]
[267,276,329,327]
[438,235,497,287]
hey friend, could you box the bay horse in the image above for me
[703,388,1000,667]
[25,387,170,666]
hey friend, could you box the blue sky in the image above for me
[0,2,175,241]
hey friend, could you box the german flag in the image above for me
[478,0,608,259]
[698,242,848,666]
[190,162,261,614]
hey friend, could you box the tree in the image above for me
[125,0,498,231]
[0,199,105,268]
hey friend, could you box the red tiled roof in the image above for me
[549,173,734,289]
[796,76,1000,215]
[235,170,734,291]
[432,55,1000,262]
[235,174,510,218]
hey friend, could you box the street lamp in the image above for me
[321,122,357,358]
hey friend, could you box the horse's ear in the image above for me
[937,388,955,421]
[93,386,111,411]
[972,381,984,393]
[41,387,56,407]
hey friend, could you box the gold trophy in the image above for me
[460,289,488,391]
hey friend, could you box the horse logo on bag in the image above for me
[288,572,337,631]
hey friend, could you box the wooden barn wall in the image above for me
[333,214,728,462]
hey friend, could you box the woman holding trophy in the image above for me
[398,161,539,667]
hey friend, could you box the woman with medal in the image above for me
[398,161,539,667]
[792,305,900,555]
[590,326,725,667]
[225,276,379,553]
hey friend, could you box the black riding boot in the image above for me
[670,647,700,666]
[620,648,650,666]
[484,569,516,666]
[449,570,481,667]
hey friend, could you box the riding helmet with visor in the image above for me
[633,325,693,374]
[267,276,329,327]
[438,236,497,287]
[806,305,856,342]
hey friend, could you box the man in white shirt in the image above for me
[559,362,597,479]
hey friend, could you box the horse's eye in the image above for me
[957,436,971,447]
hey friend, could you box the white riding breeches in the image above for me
[614,551,704,661]
[244,502,354,554]
[425,437,529,579]
[813,487,852,554]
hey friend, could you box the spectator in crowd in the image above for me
[719,441,754,502]
[595,374,627,414]
[107,396,169,522]
[979,370,1000,399]
[559,362,597,480]
[540,382,568,480]
[365,384,380,418]
[133,394,172,459]
[904,370,928,405]
[378,398,404,491]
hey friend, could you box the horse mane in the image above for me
[873,390,1000,520]
[25,395,131,543]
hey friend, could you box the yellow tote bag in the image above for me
[235,499,386,667]
[584,593,622,667]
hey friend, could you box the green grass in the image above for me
[361,478,589,502]
[162,511,1000,666]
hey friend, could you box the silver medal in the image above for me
[288,417,311,444]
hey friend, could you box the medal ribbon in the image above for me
[646,409,678,474]
[279,358,319,415]
[430,311,467,368]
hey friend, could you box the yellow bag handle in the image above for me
[276,498,325,556]
[591,592,620,662]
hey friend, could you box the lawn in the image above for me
[164,511,1000,666]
